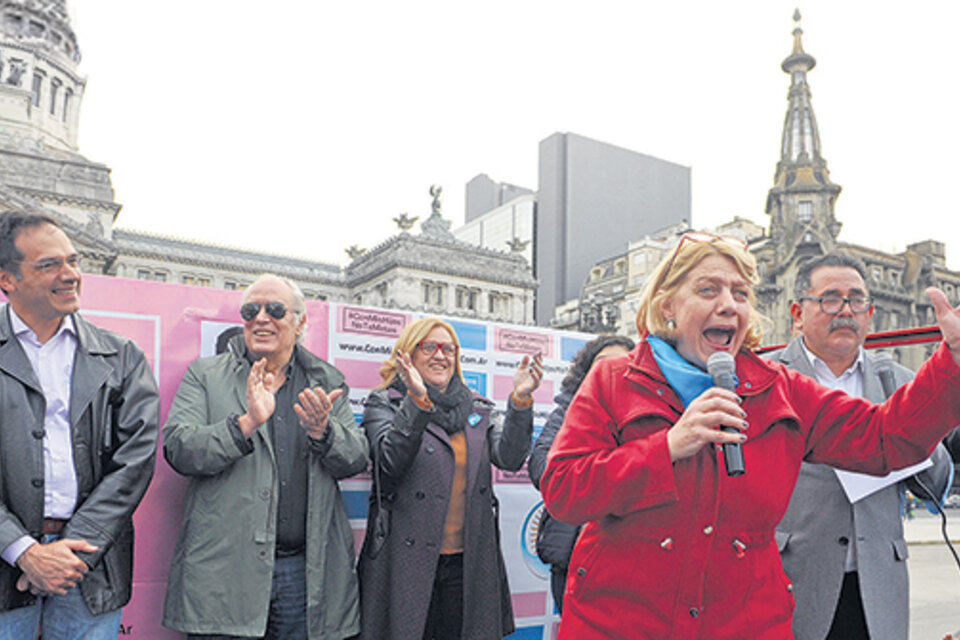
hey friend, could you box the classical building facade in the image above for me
[0,1,537,325]
[559,12,960,369]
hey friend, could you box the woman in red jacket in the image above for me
[540,232,960,640]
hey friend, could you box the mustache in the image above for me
[828,316,860,332]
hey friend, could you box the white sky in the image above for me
[68,1,960,269]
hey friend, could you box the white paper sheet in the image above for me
[834,457,933,503]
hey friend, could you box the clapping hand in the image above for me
[513,352,543,402]
[294,387,344,439]
[236,358,283,437]
[395,351,427,398]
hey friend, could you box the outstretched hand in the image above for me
[927,287,960,366]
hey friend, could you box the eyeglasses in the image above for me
[798,295,872,315]
[19,254,82,275]
[417,340,457,356]
[662,232,750,282]
[240,301,289,321]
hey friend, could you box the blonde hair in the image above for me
[379,317,465,388]
[635,236,764,350]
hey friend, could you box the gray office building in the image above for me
[536,133,690,322]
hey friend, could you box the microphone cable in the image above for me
[910,474,960,575]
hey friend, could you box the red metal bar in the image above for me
[754,325,942,354]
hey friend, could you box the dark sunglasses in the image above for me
[240,301,289,321]
[417,340,457,356]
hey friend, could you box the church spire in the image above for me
[778,8,824,170]
[766,9,842,257]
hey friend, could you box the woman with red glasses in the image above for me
[540,232,960,639]
[357,317,542,640]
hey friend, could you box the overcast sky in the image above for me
[68,1,960,270]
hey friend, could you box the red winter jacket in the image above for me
[541,340,960,640]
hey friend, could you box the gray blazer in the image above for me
[769,338,953,640]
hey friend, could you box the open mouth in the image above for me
[703,328,735,347]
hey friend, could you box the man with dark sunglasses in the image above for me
[162,273,369,640]
[0,210,160,640]
[767,252,953,640]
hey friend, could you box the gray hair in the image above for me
[242,273,308,343]
[794,252,869,301]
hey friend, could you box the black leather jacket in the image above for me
[0,307,160,614]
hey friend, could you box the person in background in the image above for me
[162,273,368,640]
[528,334,634,612]
[0,210,159,640]
[357,317,542,640]
[541,231,960,639]
[768,252,954,640]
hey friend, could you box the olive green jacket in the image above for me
[161,338,369,639]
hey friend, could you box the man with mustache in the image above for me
[768,252,953,640]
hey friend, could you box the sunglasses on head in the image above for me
[662,232,750,281]
[240,301,289,321]
[417,340,457,356]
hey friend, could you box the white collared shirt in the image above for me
[798,337,865,572]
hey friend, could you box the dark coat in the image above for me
[357,387,533,640]
[529,391,580,568]
[0,306,160,615]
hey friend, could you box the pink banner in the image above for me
[1,276,584,639]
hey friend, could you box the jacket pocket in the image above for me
[892,537,909,562]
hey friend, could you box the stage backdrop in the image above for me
[3,275,595,639]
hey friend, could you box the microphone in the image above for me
[873,350,897,399]
[707,352,745,477]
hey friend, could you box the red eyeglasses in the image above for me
[417,341,457,356]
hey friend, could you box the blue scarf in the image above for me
[647,335,734,408]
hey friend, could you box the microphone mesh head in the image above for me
[706,351,736,377]
[872,350,894,370]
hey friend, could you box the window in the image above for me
[456,287,477,311]
[488,293,511,316]
[182,275,195,285]
[138,269,167,281]
[224,281,237,290]
[197,277,211,287]
[797,201,813,223]
[4,14,23,32]
[62,88,72,122]
[27,20,43,37]
[31,73,42,107]
[422,282,445,306]
[49,78,59,115]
